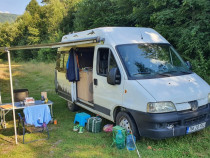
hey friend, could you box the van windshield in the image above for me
[116,44,191,79]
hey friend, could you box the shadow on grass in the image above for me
[0,136,14,144]
[0,127,17,138]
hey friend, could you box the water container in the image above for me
[116,130,125,149]
[126,134,136,151]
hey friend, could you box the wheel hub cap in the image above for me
[119,117,131,131]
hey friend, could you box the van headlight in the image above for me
[208,93,210,103]
[147,102,176,113]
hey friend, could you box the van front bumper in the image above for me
[128,103,210,139]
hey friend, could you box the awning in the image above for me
[0,36,102,144]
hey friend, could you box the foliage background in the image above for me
[0,0,209,83]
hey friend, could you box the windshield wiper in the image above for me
[133,72,151,75]
[180,71,192,74]
[157,70,177,76]
[157,70,191,77]
[157,72,171,77]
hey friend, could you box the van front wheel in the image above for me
[116,111,139,138]
[67,101,79,112]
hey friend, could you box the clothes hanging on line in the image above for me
[66,49,80,82]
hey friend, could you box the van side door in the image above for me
[55,51,72,101]
[93,46,124,120]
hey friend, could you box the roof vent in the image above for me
[87,30,95,35]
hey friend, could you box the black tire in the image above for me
[67,101,79,112]
[116,111,140,139]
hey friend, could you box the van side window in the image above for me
[98,48,109,76]
[109,52,118,71]
[97,48,118,76]
[56,52,61,70]
[63,53,69,71]
[56,52,69,72]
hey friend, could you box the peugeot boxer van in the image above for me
[55,27,210,139]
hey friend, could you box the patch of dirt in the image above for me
[0,64,23,80]
[0,68,9,80]
[49,139,63,157]
[0,137,15,154]
[53,139,63,146]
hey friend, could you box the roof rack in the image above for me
[0,36,101,52]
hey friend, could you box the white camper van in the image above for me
[55,27,210,139]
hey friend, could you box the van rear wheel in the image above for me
[67,101,79,112]
[116,111,139,139]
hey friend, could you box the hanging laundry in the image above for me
[66,49,80,82]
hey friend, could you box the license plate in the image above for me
[186,122,206,134]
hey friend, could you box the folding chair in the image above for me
[18,104,52,144]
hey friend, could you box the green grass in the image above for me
[0,62,210,158]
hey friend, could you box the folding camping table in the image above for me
[0,100,53,129]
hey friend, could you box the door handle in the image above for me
[94,78,98,85]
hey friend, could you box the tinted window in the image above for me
[109,52,118,71]
[98,48,109,76]
[97,48,118,76]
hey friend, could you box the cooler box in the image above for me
[86,117,102,133]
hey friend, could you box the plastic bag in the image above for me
[103,124,113,132]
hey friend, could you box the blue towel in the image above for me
[23,104,52,127]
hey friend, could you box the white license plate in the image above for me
[186,122,206,134]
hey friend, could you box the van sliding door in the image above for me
[55,51,72,101]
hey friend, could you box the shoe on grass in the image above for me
[78,126,84,133]
[73,125,80,131]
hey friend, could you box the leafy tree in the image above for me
[0,0,209,83]
[26,0,41,16]
[73,0,134,31]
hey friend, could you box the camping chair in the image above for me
[17,104,52,144]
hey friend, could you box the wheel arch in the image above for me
[113,106,141,137]
[113,106,124,122]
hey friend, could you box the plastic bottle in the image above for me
[126,134,136,151]
[116,130,125,149]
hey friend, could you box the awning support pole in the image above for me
[6,49,18,144]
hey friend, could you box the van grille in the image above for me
[178,103,208,114]
[184,114,206,125]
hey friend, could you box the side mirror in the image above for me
[107,68,121,85]
[186,61,192,70]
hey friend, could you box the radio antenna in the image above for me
[140,30,144,40]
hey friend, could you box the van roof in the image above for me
[61,27,169,46]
